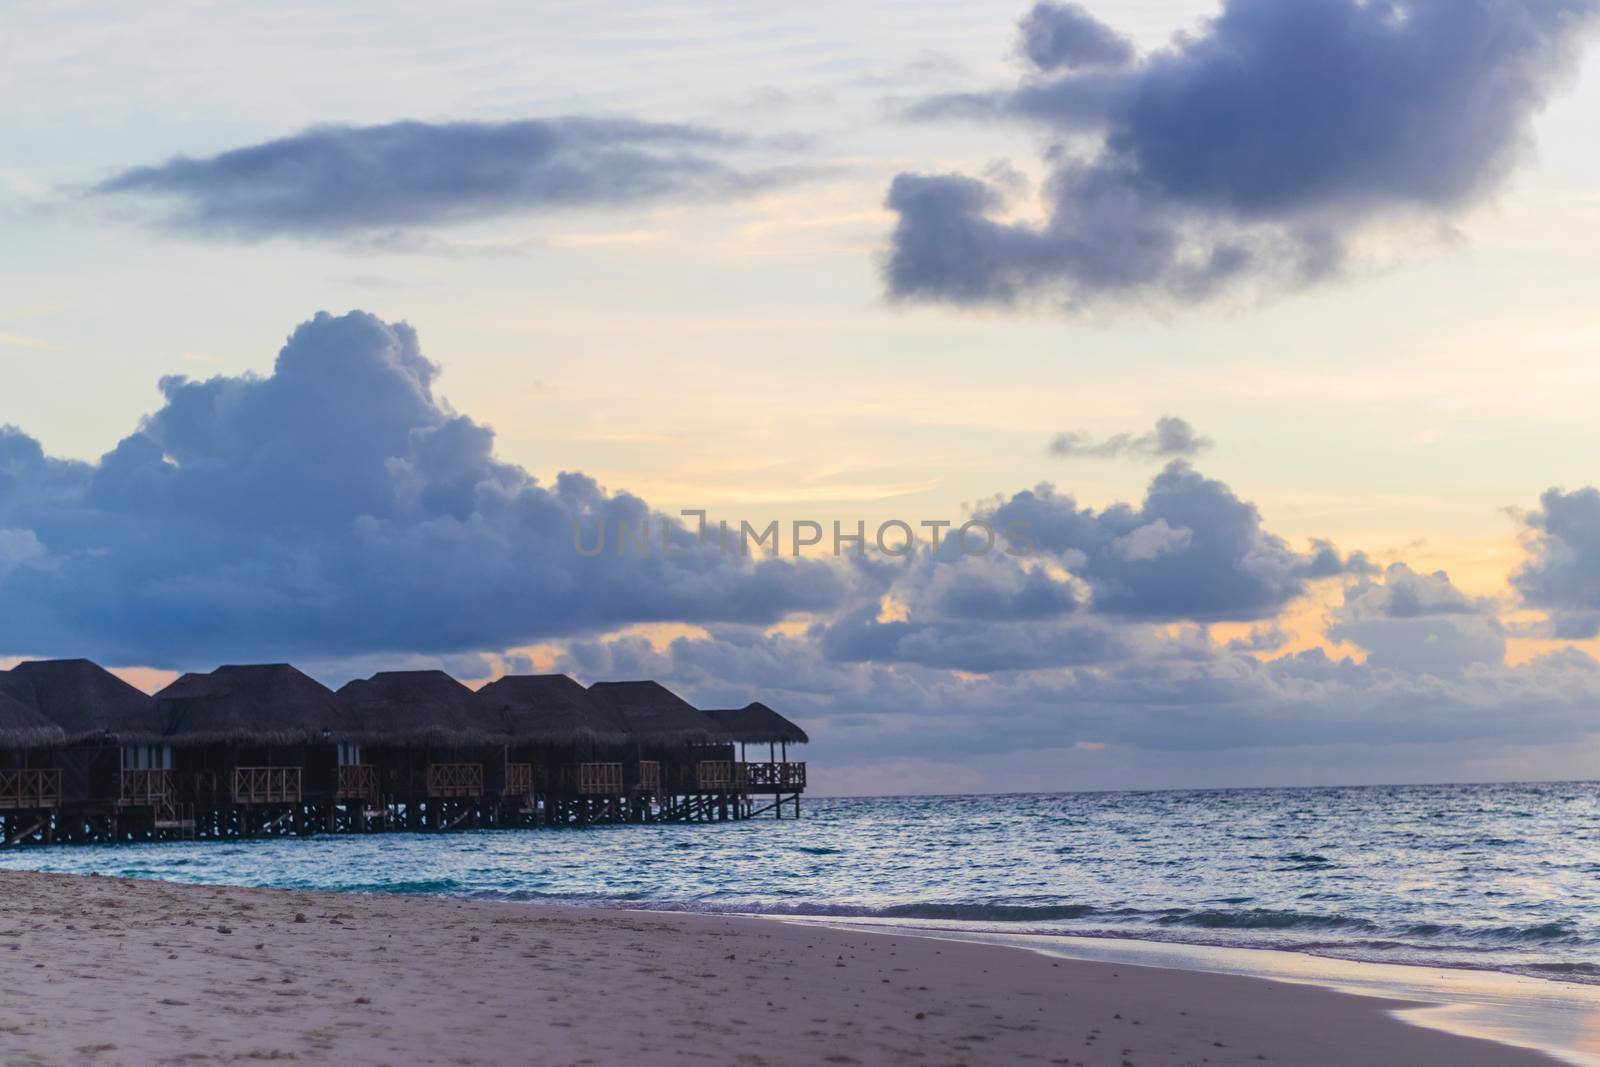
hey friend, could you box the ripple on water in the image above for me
[2,782,1598,984]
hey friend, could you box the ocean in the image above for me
[4,781,1598,986]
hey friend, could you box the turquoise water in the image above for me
[4,782,1599,984]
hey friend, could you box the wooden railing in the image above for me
[427,763,484,798]
[120,769,176,807]
[637,760,662,794]
[504,763,533,797]
[336,765,376,801]
[0,769,61,809]
[233,766,303,805]
[695,761,746,792]
[576,763,623,795]
[742,761,807,791]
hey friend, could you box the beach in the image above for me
[0,871,1554,1067]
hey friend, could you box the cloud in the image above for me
[814,607,1134,674]
[0,311,851,666]
[0,527,46,571]
[1512,485,1600,638]
[1328,563,1504,677]
[556,622,1600,770]
[540,474,1600,776]
[1112,518,1192,561]
[1225,622,1288,654]
[94,118,782,239]
[778,457,1367,672]
[892,549,1081,622]
[983,460,1368,621]
[1049,415,1212,459]
[7,311,1600,786]
[1017,2,1134,72]
[1340,562,1483,620]
[886,0,1597,309]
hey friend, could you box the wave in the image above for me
[1521,961,1600,978]
[1155,909,1379,932]
[454,893,1108,925]
[1471,922,1585,944]
[716,901,1103,923]
[7,782,1600,990]
[1404,920,1587,945]
[340,878,464,895]
[1279,852,1332,864]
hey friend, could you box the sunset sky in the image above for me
[5,0,1600,793]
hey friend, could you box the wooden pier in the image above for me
[0,660,809,848]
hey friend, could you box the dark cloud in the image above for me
[983,460,1366,621]
[775,458,1362,671]
[880,547,1081,622]
[1017,2,1134,72]
[95,118,778,239]
[1341,563,1482,620]
[530,473,1595,781]
[1328,563,1503,677]
[10,311,1599,782]
[887,0,1597,309]
[555,622,1600,769]
[1049,415,1211,460]
[1513,486,1600,638]
[815,607,1132,674]
[1225,622,1288,654]
[0,311,850,666]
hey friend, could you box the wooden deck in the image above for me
[336,765,377,801]
[505,762,533,798]
[575,762,624,795]
[744,761,806,792]
[3,753,807,846]
[0,769,61,810]
[426,762,484,798]
[120,769,176,807]
[233,766,303,805]
[695,760,742,792]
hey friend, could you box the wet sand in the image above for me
[0,871,1553,1066]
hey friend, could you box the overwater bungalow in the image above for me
[0,658,811,847]
[0,683,66,839]
[704,702,809,817]
[156,663,350,835]
[338,670,504,829]
[590,681,744,819]
[474,674,634,824]
[0,659,166,843]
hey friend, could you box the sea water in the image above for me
[4,781,1598,986]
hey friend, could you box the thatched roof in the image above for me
[475,674,632,745]
[0,674,65,749]
[3,659,164,744]
[0,670,35,712]
[158,664,348,744]
[704,702,810,745]
[338,670,492,745]
[589,681,734,745]
[0,657,800,754]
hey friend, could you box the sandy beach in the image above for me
[0,871,1555,1067]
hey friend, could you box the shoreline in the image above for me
[781,917,1600,1067]
[0,871,1573,1067]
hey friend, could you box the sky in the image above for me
[4,0,1600,794]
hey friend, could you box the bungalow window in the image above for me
[337,743,363,766]
[121,745,172,771]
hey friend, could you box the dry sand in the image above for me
[0,871,1551,1066]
